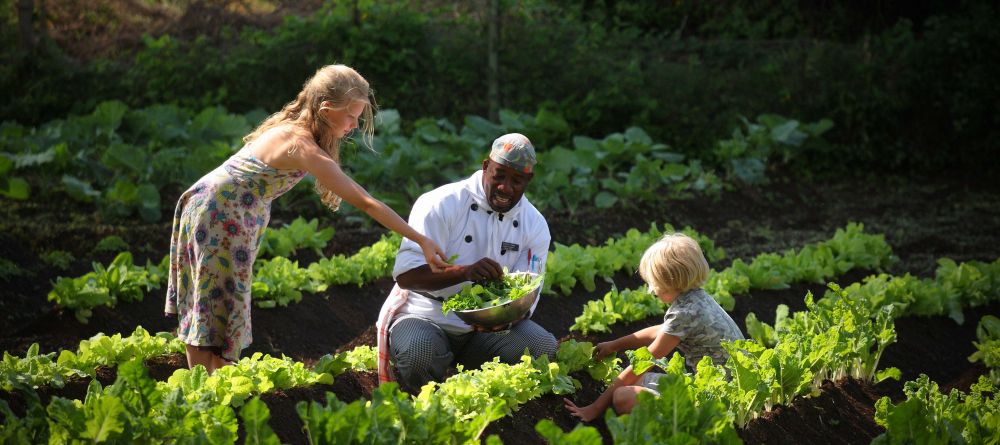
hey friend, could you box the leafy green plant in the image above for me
[441,272,542,314]
[1,343,73,391]
[307,233,401,287]
[39,250,76,271]
[782,285,899,384]
[92,235,129,253]
[969,315,1000,385]
[56,326,185,376]
[0,257,27,282]
[535,420,603,445]
[240,397,282,445]
[43,360,239,444]
[571,286,663,335]
[0,153,30,200]
[0,393,49,443]
[1,327,184,391]
[713,114,833,185]
[259,217,335,258]
[48,252,163,323]
[606,353,741,444]
[251,256,318,308]
[823,257,1000,324]
[744,304,788,348]
[873,375,999,444]
[297,384,503,445]
[705,222,895,309]
[342,346,377,373]
[162,352,334,408]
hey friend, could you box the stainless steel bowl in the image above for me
[453,272,541,329]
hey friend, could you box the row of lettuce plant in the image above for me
[870,313,1000,443]
[872,375,998,445]
[546,253,1000,442]
[161,292,890,445]
[50,219,717,317]
[21,261,998,443]
[47,253,169,324]
[0,355,339,444]
[291,340,619,445]
[1,360,245,444]
[45,231,400,320]
[871,315,1000,444]
[257,216,336,259]
[252,233,402,308]
[0,339,617,444]
[544,222,724,295]
[0,327,378,399]
[541,282,900,443]
[747,257,1000,347]
[13,269,993,445]
[969,315,1000,386]
[743,257,1000,442]
[1,327,183,392]
[0,99,828,221]
[204,221,722,309]
[571,222,894,334]
[817,258,1000,324]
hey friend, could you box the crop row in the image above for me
[5,253,999,443]
[47,221,717,321]
[1,101,829,221]
[571,222,893,334]
[0,336,616,444]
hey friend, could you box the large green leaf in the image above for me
[83,396,126,442]
[62,175,101,202]
[240,397,281,445]
[594,191,618,209]
[0,177,29,200]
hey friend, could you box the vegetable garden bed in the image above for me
[2,175,998,443]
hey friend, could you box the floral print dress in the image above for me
[165,146,307,361]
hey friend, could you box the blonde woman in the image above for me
[564,233,744,421]
[165,64,449,373]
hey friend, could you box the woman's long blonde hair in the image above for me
[244,64,376,211]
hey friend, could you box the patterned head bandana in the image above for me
[489,133,536,174]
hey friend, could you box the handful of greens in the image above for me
[441,272,542,315]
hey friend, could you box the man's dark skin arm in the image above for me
[396,257,504,292]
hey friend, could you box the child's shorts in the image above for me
[637,372,666,395]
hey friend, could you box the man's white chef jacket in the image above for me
[380,169,551,334]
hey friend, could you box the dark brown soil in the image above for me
[2,175,999,444]
[739,378,884,445]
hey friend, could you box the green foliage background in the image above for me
[2,0,997,175]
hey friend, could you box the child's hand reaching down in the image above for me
[563,398,603,422]
[594,340,618,360]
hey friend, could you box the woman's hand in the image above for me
[418,237,450,272]
[594,340,618,360]
[563,398,603,422]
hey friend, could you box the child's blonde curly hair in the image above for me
[638,233,709,295]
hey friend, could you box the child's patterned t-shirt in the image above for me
[660,287,745,371]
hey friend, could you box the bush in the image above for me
[2,1,997,177]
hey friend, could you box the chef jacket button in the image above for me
[465,235,473,243]
[513,220,519,228]
[471,203,478,211]
[487,210,493,215]
[501,249,506,255]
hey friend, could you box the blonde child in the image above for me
[164,64,449,374]
[564,233,744,421]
